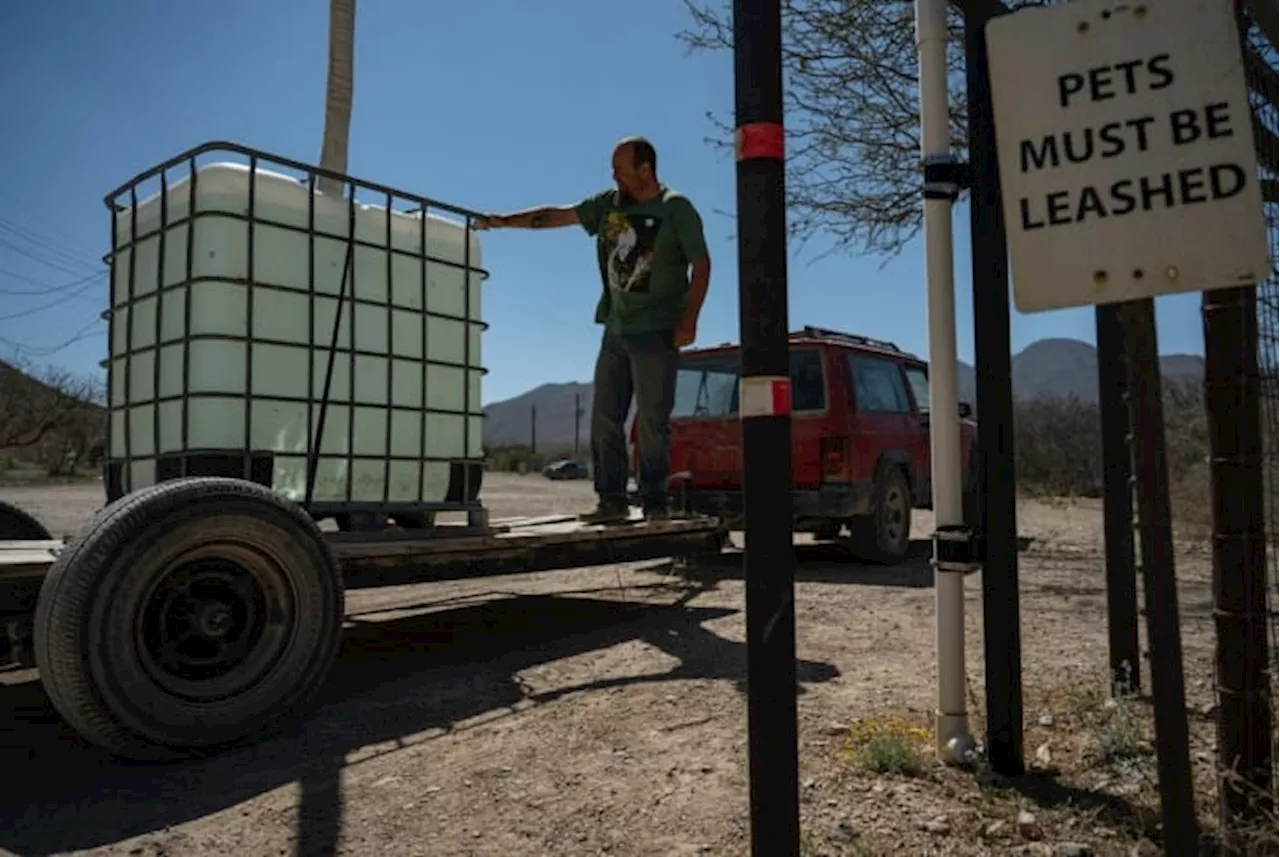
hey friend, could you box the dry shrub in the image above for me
[1169,460,1214,539]
[0,359,105,477]
[1012,377,1212,533]
[843,714,932,777]
[1013,395,1103,498]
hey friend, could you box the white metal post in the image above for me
[915,0,975,764]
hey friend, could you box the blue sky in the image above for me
[0,0,1208,405]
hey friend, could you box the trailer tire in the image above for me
[0,500,52,541]
[33,477,344,760]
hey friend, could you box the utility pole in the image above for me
[317,0,355,196]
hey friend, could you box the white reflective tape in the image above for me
[739,375,792,419]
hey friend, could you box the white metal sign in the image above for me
[986,0,1271,313]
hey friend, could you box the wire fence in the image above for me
[1240,9,1277,657]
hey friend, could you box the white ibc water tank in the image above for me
[105,161,486,509]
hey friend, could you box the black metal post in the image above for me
[1202,284,1275,845]
[1116,298,1199,854]
[531,405,537,454]
[732,1,800,855]
[963,0,1024,778]
[1096,304,1141,695]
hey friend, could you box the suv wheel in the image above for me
[847,466,912,564]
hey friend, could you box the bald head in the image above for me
[611,136,660,202]
[615,137,657,175]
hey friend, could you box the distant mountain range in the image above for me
[483,380,594,455]
[482,337,1206,450]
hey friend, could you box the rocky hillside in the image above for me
[482,381,594,454]
[0,358,105,474]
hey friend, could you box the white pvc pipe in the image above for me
[915,0,975,765]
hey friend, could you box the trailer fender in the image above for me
[0,501,53,541]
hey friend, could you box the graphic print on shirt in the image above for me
[601,209,662,294]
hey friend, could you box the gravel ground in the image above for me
[0,475,1252,856]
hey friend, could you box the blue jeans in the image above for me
[591,330,678,510]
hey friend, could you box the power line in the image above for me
[0,316,106,359]
[0,274,104,321]
[0,205,111,364]
[0,267,104,296]
[0,220,102,273]
[0,236,96,279]
[0,189,106,261]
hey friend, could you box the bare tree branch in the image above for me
[679,0,1274,259]
[680,0,1111,258]
[678,0,970,257]
[0,358,104,463]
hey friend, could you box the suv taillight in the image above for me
[820,437,849,482]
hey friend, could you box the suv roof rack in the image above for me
[792,325,902,354]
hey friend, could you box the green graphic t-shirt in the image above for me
[573,187,709,335]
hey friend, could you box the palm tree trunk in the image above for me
[317,0,355,196]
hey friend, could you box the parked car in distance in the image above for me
[544,459,589,481]
[631,325,979,564]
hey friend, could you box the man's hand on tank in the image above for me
[675,323,697,349]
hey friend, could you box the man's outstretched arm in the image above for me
[475,206,580,230]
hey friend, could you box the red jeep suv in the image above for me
[631,326,980,564]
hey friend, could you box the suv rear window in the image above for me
[673,354,739,418]
[672,348,826,418]
[848,353,912,413]
[903,364,930,414]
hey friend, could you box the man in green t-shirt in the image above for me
[476,136,711,522]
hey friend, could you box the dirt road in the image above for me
[0,475,1234,856]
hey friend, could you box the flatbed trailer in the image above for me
[0,510,726,601]
[0,481,727,761]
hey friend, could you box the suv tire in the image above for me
[847,466,912,564]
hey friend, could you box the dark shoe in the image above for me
[580,501,630,524]
[643,506,671,522]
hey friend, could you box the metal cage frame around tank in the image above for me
[100,141,491,522]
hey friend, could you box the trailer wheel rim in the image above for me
[881,483,907,546]
[134,543,295,703]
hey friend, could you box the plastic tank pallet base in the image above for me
[103,142,489,517]
[102,452,485,510]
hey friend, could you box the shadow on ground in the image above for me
[671,539,937,589]
[0,583,838,856]
[981,769,1164,846]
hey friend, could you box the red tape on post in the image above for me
[739,376,792,419]
[735,122,785,162]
